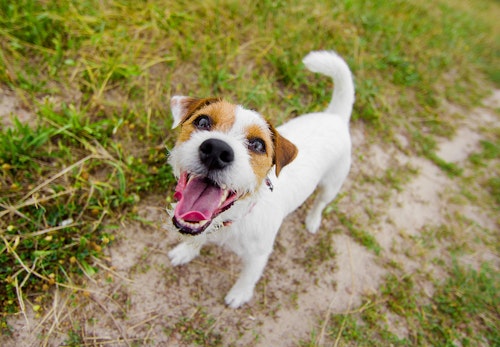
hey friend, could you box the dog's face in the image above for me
[168,96,297,235]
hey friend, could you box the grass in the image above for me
[0,0,499,344]
[299,229,337,273]
[338,212,382,256]
[314,261,500,347]
[164,308,223,346]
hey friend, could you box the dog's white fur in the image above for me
[168,51,354,308]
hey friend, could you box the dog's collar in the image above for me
[265,176,274,192]
[208,218,234,231]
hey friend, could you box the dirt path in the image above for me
[2,91,499,346]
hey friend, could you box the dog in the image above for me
[167,50,354,308]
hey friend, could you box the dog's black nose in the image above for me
[199,139,234,170]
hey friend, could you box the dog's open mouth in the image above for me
[172,172,238,235]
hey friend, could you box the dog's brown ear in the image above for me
[170,96,222,128]
[269,124,298,176]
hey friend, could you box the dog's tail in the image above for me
[302,50,355,123]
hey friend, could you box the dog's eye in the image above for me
[247,138,266,154]
[193,115,212,130]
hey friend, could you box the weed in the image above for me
[382,274,417,316]
[487,177,500,207]
[305,262,499,346]
[338,213,382,255]
[64,326,84,346]
[164,308,222,346]
[299,230,336,273]
[466,136,500,208]
[383,165,418,192]
[0,119,55,176]
[326,308,409,347]
[421,261,500,346]
[410,130,463,177]
[470,140,500,167]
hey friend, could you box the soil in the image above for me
[1,89,498,346]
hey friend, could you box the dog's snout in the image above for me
[199,139,234,170]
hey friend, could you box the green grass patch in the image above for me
[467,135,500,207]
[487,176,500,207]
[299,230,337,273]
[470,140,500,167]
[338,213,382,255]
[163,308,223,346]
[421,262,500,346]
[0,102,173,323]
[410,130,463,177]
[306,262,499,346]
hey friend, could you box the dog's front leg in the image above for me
[168,241,203,266]
[225,252,270,308]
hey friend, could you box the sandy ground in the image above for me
[1,89,499,346]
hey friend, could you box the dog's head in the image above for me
[168,96,298,235]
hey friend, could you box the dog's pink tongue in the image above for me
[174,177,223,222]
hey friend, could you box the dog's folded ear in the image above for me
[170,96,222,129]
[269,124,298,176]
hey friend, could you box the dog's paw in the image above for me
[168,242,199,266]
[225,285,254,309]
[305,213,321,234]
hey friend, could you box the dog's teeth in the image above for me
[220,190,229,205]
[221,183,227,190]
[179,218,209,229]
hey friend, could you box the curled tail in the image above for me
[302,50,355,123]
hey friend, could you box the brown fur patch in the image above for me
[269,123,298,176]
[246,124,274,185]
[177,100,236,143]
[177,97,222,127]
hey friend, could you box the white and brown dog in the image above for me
[167,51,354,308]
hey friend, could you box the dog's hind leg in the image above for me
[305,186,339,234]
[305,165,349,233]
